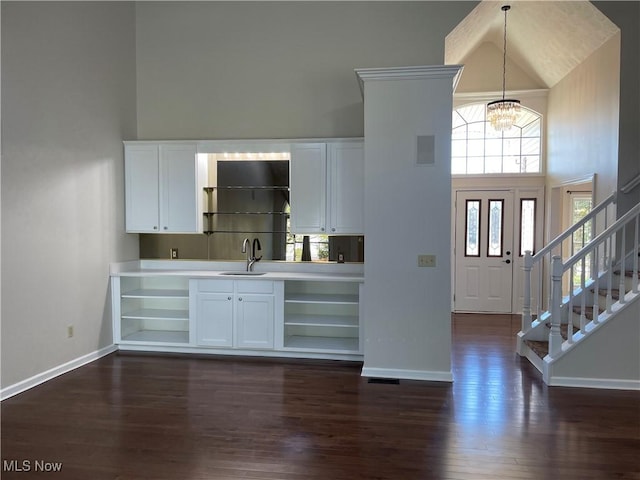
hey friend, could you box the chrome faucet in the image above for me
[241,237,262,272]
[242,238,251,271]
[249,238,262,271]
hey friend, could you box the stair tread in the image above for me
[614,269,640,279]
[572,305,603,320]
[596,288,620,300]
[524,340,548,359]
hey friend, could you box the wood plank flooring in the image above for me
[2,314,639,479]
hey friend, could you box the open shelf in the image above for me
[205,186,289,191]
[121,289,189,299]
[283,279,361,355]
[121,330,189,344]
[121,309,189,321]
[283,335,359,353]
[285,293,359,305]
[284,314,358,328]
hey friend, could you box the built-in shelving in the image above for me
[285,293,359,305]
[119,276,190,345]
[203,186,290,235]
[283,280,360,354]
[283,335,359,352]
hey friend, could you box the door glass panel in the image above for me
[487,200,503,257]
[571,195,593,284]
[520,199,536,255]
[465,200,481,257]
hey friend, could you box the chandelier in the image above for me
[487,5,520,132]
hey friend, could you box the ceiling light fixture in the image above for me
[487,5,520,132]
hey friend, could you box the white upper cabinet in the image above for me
[328,142,364,234]
[290,143,327,233]
[125,144,160,232]
[290,141,364,235]
[125,142,207,233]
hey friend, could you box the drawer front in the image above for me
[236,280,274,294]
[197,279,234,293]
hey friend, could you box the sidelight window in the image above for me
[465,200,481,257]
[519,199,537,256]
[487,200,504,257]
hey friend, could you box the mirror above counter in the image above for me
[132,139,364,263]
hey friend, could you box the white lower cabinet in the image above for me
[193,279,276,350]
[196,292,234,347]
[113,274,362,359]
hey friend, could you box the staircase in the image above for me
[517,191,640,389]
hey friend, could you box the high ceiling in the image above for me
[445,1,620,88]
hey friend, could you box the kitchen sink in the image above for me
[219,272,266,276]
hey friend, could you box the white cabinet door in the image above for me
[160,144,199,233]
[290,143,327,234]
[125,144,160,232]
[125,142,203,234]
[328,142,364,234]
[235,294,274,349]
[196,293,234,347]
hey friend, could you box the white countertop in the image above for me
[111,260,364,283]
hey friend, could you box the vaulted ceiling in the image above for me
[445,0,620,88]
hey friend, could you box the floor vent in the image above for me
[367,378,400,385]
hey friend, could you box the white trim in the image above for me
[361,367,453,382]
[454,89,549,103]
[1,345,118,401]
[548,376,640,390]
[355,65,464,98]
[118,344,363,362]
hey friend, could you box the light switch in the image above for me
[418,255,436,267]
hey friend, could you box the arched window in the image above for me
[452,103,542,174]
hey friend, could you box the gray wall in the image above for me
[594,1,640,215]
[546,33,621,205]
[135,1,476,140]
[1,2,138,388]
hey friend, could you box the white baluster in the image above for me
[522,251,533,333]
[619,225,626,305]
[549,256,564,357]
[580,257,586,333]
[593,245,600,325]
[607,240,613,313]
[633,216,639,294]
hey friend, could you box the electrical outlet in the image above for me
[67,325,74,338]
[170,248,179,259]
[418,254,436,267]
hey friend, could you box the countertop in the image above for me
[110,260,364,283]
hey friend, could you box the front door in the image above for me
[454,190,514,313]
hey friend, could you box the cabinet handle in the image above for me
[321,227,325,232]
[331,228,336,232]
[227,296,232,300]
[238,297,242,301]
[153,226,158,230]
[163,226,168,230]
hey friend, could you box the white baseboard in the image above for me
[361,366,453,382]
[549,376,640,390]
[1,344,118,401]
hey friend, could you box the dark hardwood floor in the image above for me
[2,314,639,479]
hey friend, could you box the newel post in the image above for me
[522,250,533,333]
[549,255,564,357]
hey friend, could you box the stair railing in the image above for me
[546,202,640,356]
[522,191,617,333]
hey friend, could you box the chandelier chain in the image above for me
[501,5,509,100]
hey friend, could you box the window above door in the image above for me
[452,102,542,175]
